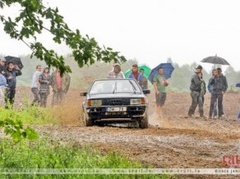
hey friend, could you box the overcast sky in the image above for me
[1,0,240,72]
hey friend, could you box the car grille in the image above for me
[103,99,129,105]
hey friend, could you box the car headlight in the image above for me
[130,98,146,105]
[87,100,102,106]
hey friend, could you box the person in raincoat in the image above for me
[39,67,51,107]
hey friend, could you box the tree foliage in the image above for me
[0,0,126,74]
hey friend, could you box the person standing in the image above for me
[0,57,7,76]
[209,67,228,119]
[31,65,42,105]
[50,68,71,106]
[128,64,144,84]
[188,65,205,118]
[207,69,218,118]
[198,72,206,117]
[139,68,148,89]
[107,64,124,79]
[5,62,22,107]
[39,67,51,108]
[153,67,169,118]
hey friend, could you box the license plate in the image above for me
[107,107,127,112]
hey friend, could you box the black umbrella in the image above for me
[4,56,24,69]
[201,55,230,65]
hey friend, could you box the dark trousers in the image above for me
[5,87,16,106]
[188,91,204,116]
[39,91,49,108]
[209,91,223,117]
[31,87,40,105]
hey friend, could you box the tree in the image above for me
[0,0,127,140]
[0,0,126,74]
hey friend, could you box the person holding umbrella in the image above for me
[207,69,218,118]
[209,67,228,119]
[188,65,206,118]
[5,62,22,108]
[153,67,169,118]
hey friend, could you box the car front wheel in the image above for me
[139,113,149,129]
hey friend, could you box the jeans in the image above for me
[188,91,204,116]
[31,87,40,105]
[209,91,223,117]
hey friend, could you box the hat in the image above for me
[195,65,203,69]
[113,63,120,67]
[0,57,6,62]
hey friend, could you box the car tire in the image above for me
[86,117,93,126]
[81,108,94,127]
[139,113,149,129]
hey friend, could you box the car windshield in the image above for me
[89,80,141,94]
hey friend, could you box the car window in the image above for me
[89,80,141,94]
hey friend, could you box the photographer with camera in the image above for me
[209,67,228,119]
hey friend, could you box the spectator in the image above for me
[153,67,169,118]
[39,67,51,108]
[128,64,144,84]
[5,62,22,107]
[188,65,205,118]
[50,68,71,106]
[107,64,124,79]
[0,57,7,75]
[0,73,7,105]
[207,69,217,118]
[198,72,206,117]
[31,65,42,106]
[139,68,148,89]
[209,67,228,119]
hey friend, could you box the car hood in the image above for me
[88,93,145,99]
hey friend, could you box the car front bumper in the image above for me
[85,105,147,119]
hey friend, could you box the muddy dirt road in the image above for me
[17,88,240,178]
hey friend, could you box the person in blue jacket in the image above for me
[207,69,217,118]
[5,62,22,107]
[128,64,144,85]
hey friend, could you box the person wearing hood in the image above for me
[188,65,206,118]
[128,64,144,84]
[209,67,228,119]
[107,63,125,79]
[5,62,22,107]
[39,67,51,107]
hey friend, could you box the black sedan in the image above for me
[80,79,150,128]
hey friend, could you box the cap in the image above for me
[0,57,6,62]
[113,63,120,67]
[195,65,203,69]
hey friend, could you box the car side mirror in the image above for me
[143,89,150,94]
[80,92,87,96]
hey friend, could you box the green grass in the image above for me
[0,139,168,179]
[0,103,172,179]
[0,105,58,125]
